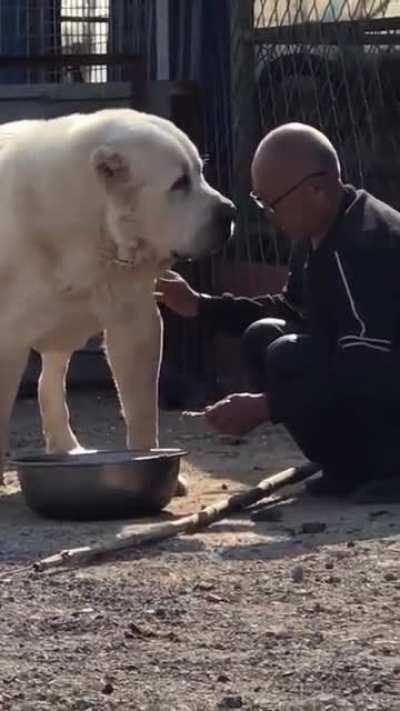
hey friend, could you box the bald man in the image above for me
[158,122,400,497]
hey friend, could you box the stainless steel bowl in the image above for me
[11,448,187,521]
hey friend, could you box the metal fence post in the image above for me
[229,0,258,255]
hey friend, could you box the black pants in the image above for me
[242,318,400,484]
[242,318,294,392]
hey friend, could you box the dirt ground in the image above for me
[1,389,400,710]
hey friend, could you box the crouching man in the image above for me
[158,123,400,497]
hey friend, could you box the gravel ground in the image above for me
[1,390,400,710]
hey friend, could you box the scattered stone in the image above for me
[207,593,224,603]
[218,436,247,446]
[127,621,157,638]
[101,683,114,695]
[312,631,324,645]
[73,697,98,710]
[194,581,215,592]
[284,527,297,537]
[325,561,334,570]
[218,695,243,709]
[369,510,389,518]
[290,565,304,584]
[372,681,384,693]
[221,483,228,491]
[217,674,230,683]
[384,571,397,582]
[125,621,178,641]
[301,521,327,534]
[250,506,283,523]
[153,607,167,619]
[326,575,341,584]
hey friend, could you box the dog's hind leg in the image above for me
[38,350,82,454]
[0,348,29,485]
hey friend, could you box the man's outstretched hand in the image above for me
[155,270,200,317]
[203,393,270,436]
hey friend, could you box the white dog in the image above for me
[0,108,235,484]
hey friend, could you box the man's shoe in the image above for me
[350,476,400,504]
[305,472,360,498]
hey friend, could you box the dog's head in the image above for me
[90,110,236,266]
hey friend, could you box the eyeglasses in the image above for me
[250,171,327,215]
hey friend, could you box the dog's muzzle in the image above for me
[172,200,237,261]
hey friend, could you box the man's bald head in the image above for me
[251,123,344,243]
[252,122,341,192]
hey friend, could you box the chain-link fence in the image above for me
[0,1,157,83]
[229,0,400,266]
[1,1,108,82]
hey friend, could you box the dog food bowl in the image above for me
[11,448,187,521]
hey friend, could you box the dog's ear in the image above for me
[91,146,131,189]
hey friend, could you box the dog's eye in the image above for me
[170,174,191,192]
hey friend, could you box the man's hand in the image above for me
[204,393,270,436]
[155,270,200,317]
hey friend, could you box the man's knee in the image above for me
[266,334,316,378]
[242,318,287,364]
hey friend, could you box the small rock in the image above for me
[221,483,228,491]
[74,698,98,710]
[372,681,383,693]
[326,575,341,584]
[101,683,114,695]
[217,674,230,683]
[369,510,389,518]
[290,565,304,584]
[250,506,283,523]
[284,527,296,537]
[384,572,397,582]
[207,593,224,603]
[195,581,215,592]
[154,607,167,619]
[218,695,243,709]
[219,436,246,446]
[301,521,327,534]
[325,561,334,570]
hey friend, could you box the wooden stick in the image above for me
[34,460,320,572]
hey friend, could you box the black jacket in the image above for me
[305,185,400,406]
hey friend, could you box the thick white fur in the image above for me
[0,108,234,482]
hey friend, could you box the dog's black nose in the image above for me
[211,201,236,250]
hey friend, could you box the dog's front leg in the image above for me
[105,301,162,450]
[38,350,82,454]
[0,348,29,485]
